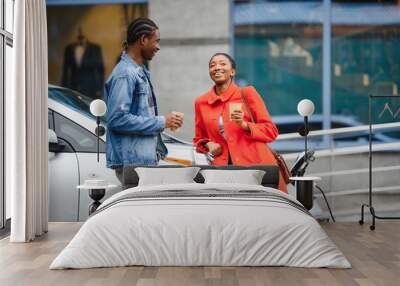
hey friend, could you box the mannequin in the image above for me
[74,28,88,68]
[61,27,105,99]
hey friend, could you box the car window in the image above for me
[331,122,350,129]
[277,122,322,134]
[308,122,322,131]
[333,132,369,142]
[48,110,54,130]
[49,87,106,124]
[276,123,299,134]
[54,111,105,153]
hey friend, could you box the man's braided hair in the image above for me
[126,17,158,47]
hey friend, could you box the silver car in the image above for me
[48,85,207,222]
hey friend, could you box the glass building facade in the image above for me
[234,0,400,136]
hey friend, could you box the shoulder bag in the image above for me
[240,89,291,184]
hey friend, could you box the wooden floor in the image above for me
[0,222,399,286]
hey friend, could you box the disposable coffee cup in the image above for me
[229,103,242,121]
[171,111,184,132]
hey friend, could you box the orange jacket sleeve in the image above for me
[193,100,210,153]
[243,86,279,143]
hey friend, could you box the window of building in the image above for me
[234,0,323,117]
[234,0,400,144]
[1,0,14,232]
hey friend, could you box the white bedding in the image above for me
[50,183,350,269]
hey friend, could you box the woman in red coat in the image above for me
[193,53,287,193]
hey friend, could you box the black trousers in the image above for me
[115,166,139,190]
[228,153,233,165]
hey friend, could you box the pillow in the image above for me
[135,167,200,186]
[194,165,279,188]
[200,169,266,185]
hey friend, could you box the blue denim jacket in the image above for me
[104,52,167,168]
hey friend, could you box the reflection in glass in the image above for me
[332,1,400,135]
[234,1,323,117]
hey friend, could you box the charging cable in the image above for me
[315,184,336,222]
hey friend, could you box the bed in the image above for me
[50,165,350,269]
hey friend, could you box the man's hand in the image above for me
[205,141,222,156]
[165,112,183,130]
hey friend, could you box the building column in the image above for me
[149,0,231,141]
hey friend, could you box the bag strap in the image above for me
[240,88,277,155]
[240,88,255,123]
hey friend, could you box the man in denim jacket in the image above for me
[104,18,183,185]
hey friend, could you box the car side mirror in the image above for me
[48,129,65,153]
[48,129,58,144]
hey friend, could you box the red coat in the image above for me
[193,82,287,192]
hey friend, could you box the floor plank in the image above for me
[0,222,399,286]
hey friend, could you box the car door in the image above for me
[48,109,80,222]
[52,110,121,221]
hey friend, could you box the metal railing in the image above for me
[277,121,400,140]
[275,122,400,220]
[276,121,400,159]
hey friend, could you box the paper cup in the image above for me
[171,111,184,132]
[229,103,242,120]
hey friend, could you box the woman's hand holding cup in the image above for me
[230,109,250,132]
